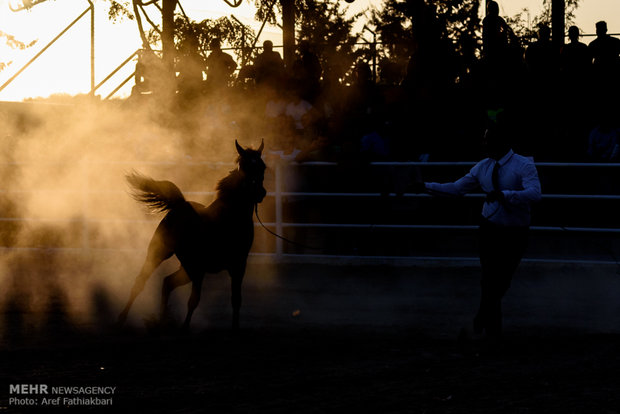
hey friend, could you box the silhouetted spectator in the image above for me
[360,119,391,161]
[205,39,237,91]
[261,88,287,145]
[294,133,333,162]
[264,88,287,119]
[291,41,322,101]
[285,92,314,133]
[379,59,403,85]
[587,21,620,100]
[560,26,591,77]
[349,61,375,113]
[482,1,514,66]
[342,61,380,144]
[588,21,620,69]
[588,113,620,162]
[523,24,562,160]
[316,62,345,122]
[132,49,171,98]
[403,1,458,96]
[478,1,524,114]
[134,49,159,94]
[253,40,284,88]
[176,34,205,100]
[558,26,591,151]
[587,108,620,197]
[557,27,592,160]
[266,116,303,162]
[525,24,557,79]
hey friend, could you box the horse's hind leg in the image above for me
[160,268,191,318]
[117,242,171,325]
[182,276,203,332]
[229,265,246,331]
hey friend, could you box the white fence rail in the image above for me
[1,161,619,265]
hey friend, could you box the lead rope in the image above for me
[254,204,322,251]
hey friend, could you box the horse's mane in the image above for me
[215,169,244,199]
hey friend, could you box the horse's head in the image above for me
[235,139,267,204]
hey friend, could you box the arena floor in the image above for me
[1,259,620,413]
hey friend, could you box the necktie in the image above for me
[491,161,500,191]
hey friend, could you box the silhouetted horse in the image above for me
[117,140,266,331]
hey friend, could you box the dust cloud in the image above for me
[0,93,274,339]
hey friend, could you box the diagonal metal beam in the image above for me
[0,5,92,94]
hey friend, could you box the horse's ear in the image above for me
[258,139,264,154]
[235,140,245,156]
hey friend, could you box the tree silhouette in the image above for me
[0,31,38,73]
[106,0,256,91]
[0,1,43,73]
[295,0,363,83]
[107,0,365,84]
[108,1,254,52]
[174,16,257,61]
[506,0,580,46]
[371,0,478,85]
[250,0,364,80]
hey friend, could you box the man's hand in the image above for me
[486,190,505,204]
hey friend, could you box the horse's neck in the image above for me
[208,196,254,220]
[211,170,256,220]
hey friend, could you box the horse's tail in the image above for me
[126,171,186,213]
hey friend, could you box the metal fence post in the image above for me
[275,162,284,258]
[89,0,95,96]
[81,163,90,251]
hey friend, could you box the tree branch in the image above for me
[132,0,152,49]
[138,2,163,35]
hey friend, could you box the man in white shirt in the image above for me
[413,123,542,338]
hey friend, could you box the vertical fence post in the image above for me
[81,162,90,251]
[89,0,95,96]
[274,162,284,259]
[371,35,377,83]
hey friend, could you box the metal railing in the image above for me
[257,161,620,264]
[0,160,619,265]
[0,1,95,96]
[92,50,139,99]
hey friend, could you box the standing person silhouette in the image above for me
[482,0,516,67]
[412,121,542,341]
[588,21,620,117]
[253,40,284,88]
[588,21,620,69]
[561,26,591,77]
[176,34,206,101]
[525,24,556,79]
[205,39,237,92]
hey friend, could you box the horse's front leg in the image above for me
[229,265,246,331]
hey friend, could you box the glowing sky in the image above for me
[0,0,617,101]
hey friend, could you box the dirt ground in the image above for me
[1,261,620,413]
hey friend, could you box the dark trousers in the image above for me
[475,218,529,336]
